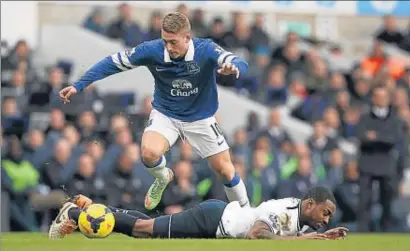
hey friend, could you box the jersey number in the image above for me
[210,122,223,137]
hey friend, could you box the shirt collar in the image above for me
[164,39,194,63]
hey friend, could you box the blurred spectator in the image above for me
[277,156,317,199]
[77,111,99,142]
[323,107,342,139]
[287,73,308,101]
[207,17,226,46]
[247,150,278,206]
[1,97,26,138]
[277,42,305,75]
[342,106,362,140]
[334,90,351,117]
[62,125,81,151]
[393,87,409,111]
[271,31,301,62]
[306,58,328,93]
[327,72,347,100]
[145,11,162,41]
[255,109,291,151]
[334,161,360,223]
[45,109,66,136]
[351,77,371,109]
[106,3,144,47]
[356,86,403,232]
[41,138,73,190]
[263,66,288,106]
[247,47,270,87]
[361,41,404,81]
[85,140,105,163]
[249,13,270,52]
[374,15,404,46]
[65,153,108,204]
[231,127,250,162]
[98,128,133,174]
[324,149,345,189]
[245,111,261,139]
[176,3,190,18]
[42,67,68,107]
[1,40,33,78]
[7,70,30,109]
[105,144,148,212]
[222,12,251,58]
[23,129,45,163]
[191,9,208,38]
[163,160,199,214]
[1,136,39,231]
[83,7,106,35]
[308,120,338,159]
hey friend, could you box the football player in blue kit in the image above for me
[58,12,250,210]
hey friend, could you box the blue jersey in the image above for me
[73,38,248,121]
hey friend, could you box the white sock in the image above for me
[144,156,169,181]
[224,173,250,208]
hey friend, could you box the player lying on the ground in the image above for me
[49,186,348,240]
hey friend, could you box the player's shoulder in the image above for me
[193,37,217,51]
[263,197,300,208]
[137,39,163,51]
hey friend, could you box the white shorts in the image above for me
[144,109,229,158]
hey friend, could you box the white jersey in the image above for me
[216,198,309,239]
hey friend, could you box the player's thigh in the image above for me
[142,109,179,158]
[183,116,229,159]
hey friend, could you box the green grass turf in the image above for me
[2,233,410,251]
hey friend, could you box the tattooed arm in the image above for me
[247,221,296,240]
[247,221,328,240]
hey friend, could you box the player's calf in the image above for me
[208,150,250,208]
[141,131,174,210]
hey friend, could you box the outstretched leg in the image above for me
[49,202,155,239]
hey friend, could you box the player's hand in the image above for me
[324,227,349,240]
[59,86,78,104]
[299,232,329,240]
[217,62,240,79]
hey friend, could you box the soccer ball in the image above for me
[78,204,115,238]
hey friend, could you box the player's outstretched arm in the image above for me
[247,221,329,240]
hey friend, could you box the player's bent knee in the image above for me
[141,131,169,165]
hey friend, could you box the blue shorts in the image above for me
[153,200,227,239]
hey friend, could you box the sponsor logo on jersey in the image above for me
[171,79,198,97]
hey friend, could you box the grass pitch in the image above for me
[2,233,410,251]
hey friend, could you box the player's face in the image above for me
[306,199,336,230]
[162,29,191,59]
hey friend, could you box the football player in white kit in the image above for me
[50,186,348,240]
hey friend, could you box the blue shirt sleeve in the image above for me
[73,42,152,92]
[206,40,248,77]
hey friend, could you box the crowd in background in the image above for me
[1,3,410,233]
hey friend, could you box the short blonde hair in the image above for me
[162,12,191,34]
